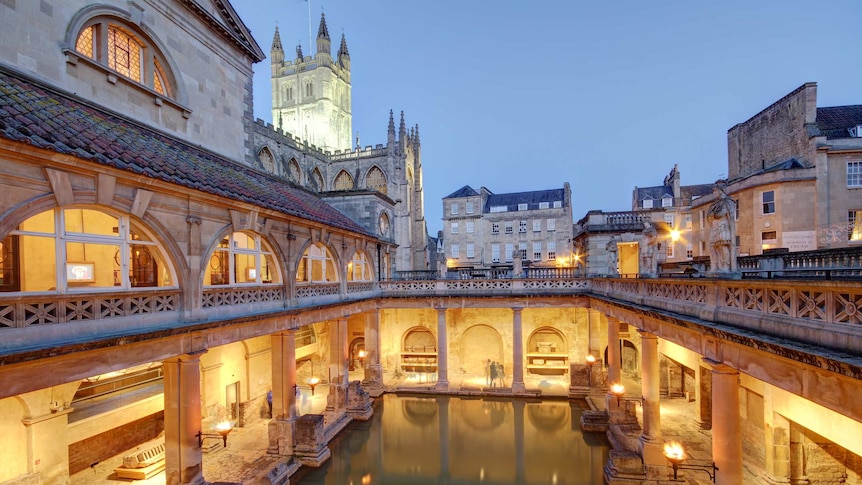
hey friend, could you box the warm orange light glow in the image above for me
[358,349,367,359]
[307,376,321,385]
[610,383,625,397]
[670,229,681,242]
[586,354,596,364]
[663,441,686,464]
[214,421,233,436]
[361,473,372,485]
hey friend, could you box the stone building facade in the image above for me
[692,83,862,256]
[440,184,574,270]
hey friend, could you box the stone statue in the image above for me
[605,236,619,276]
[707,181,738,275]
[437,254,446,279]
[512,250,523,278]
[640,223,658,277]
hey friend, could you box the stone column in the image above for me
[708,360,743,485]
[511,307,526,393]
[268,329,297,456]
[763,385,791,484]
[326,317,349,416]
[638,330,664,475]
[605,316,624,421]
[435,307,449,391]
[163,353,205,485]
[362,309,384,396]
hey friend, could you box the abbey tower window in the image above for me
[334,170,354,191]
[365,166,387,194]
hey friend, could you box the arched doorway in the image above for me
[349,337,365,371]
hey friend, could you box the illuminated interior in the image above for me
[347,251,373,281]
[296,243,339,283]
[204,232,280,286]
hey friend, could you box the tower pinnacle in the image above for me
[271,26,283,52]
[316,13,331,55]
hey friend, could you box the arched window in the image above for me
[204,232,281,286]
[0,208,174,292]
[347,251,373,281]
[296,243,338,283]
[305,81,314,98]
[285,85,294,102]
[288,158,301,183]
[259,147,275,173]
[311,168,324,192]
[334,170,354,191]
[74,17,175,98]
[365,166,387,195]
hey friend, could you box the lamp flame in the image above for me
[663,441,686,464]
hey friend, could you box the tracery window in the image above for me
[311,168,324,192]
[204,232,280,286]
[74,19,174,97]
[334,170,354,191]
[1,208,174,292]
[365,166,387,194]
[347,251,373,281]
[296,243,338,283]
[259,147,275,173]
[288,158,301,183]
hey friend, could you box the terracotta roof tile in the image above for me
[0,68,373,238]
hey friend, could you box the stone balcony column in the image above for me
[163,352,205,485]
[511,307,526,394]
[707,359,743,485]
[326,317,349,415]
[605,316,624,422]
[362,309,384,396]
[435,307,449,391]
[638,330,664,476]
[268,328,297,456]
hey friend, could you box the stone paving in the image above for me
[71,371,759,485]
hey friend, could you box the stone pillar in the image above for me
[22,404,72,485]
[605,316,624,422]
[709,360,743,485]
[163,353,205,485]
[763,387,791,484]
[362,309,384,396]
[435,307,449,391]
[697,365,713,430]
[638,330,664,476]
[326,317,349,414]
[511,307,526,394]
[268,329,297,456]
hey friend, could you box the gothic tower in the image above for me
[270,13,352,152]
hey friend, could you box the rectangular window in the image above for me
[547,219,556,231]
[848,161,862,188]
[686,243,693,259]
[519,242,528,261]
[466,221,474,234]
[532,220,541,232]
[700,210,705,229]
[734,199,740,220]
[451,222,459,234]
[490,205,507,213]
[762,191,775,214]
[519,221,527,233]
[643,198,653,209]
[666,242,674,258]
[451,243,460,259]
[684,215,692,230]
[553,201,562,208]
[505,221,513,235]
[505,243,514,262]
[762,231,777,241]
[850,210,862,241]
[491,244,500,262]
[547,240,556,260]
[700,241,706,254]
[533,242,542,261]
[662,197,673,208]
[539,202,549,209]
[492,223,500,234]
[450,203,459,215]
[466,243,475,259]
[466,201,474,214]
[664,213,674,226]
[518,203,528,211]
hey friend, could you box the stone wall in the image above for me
[68,412,164,474]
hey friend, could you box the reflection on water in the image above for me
[295,394,609,485]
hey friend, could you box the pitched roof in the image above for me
[484,188,566,212]
[444,185,479,199]
[0,67,373,237]
[180,0,265,62]
[635,183,714,202]
[816,105,862,139]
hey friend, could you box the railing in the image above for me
[0,289,180,328]
[739,246,862,280]
[295,283,340,299]
[391,270,438,281]
[202,286,284,308]
[346,282,375,294]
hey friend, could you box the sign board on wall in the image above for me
[782,231,816,252]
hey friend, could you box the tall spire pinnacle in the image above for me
[414,124,420,147]
[388,110,396,136]
[296,43,304,61]
[398,111,407,154]
[317,13,330,39]
[271,26,283,52]
[387,110,396,153]
[338,33,350,57]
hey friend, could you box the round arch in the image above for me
[460,324,504,381]
[201,228,284,287]
[294,241,341,284]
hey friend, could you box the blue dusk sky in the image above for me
[232,1,862,235]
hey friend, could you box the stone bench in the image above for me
[113,441,165,480]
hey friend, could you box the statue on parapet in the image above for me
[707,180,739,277]
[512,250,523,278]
[640,223,658,278]
[605,236,619,276]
